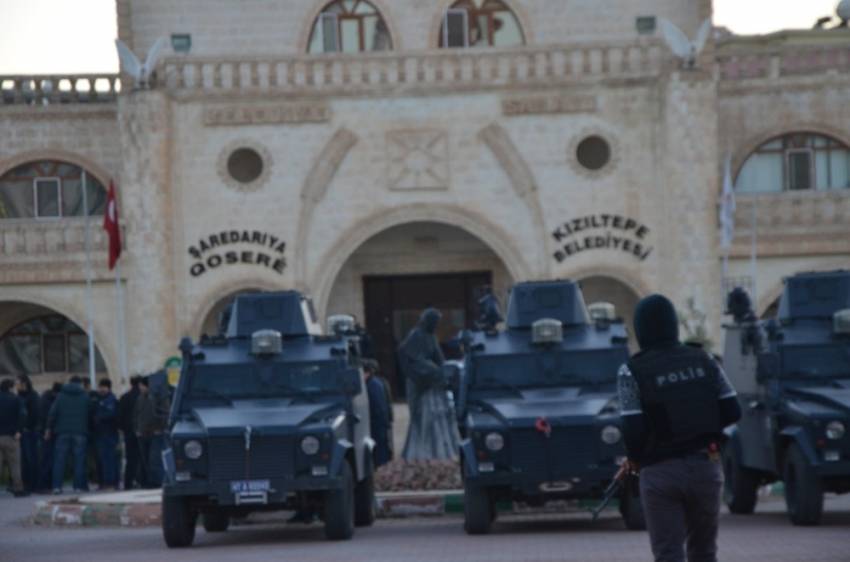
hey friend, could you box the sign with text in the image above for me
[189,230,287,277]
[551,214,653,262]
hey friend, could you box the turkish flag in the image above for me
[102,181,122,270]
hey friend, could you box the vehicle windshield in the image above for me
[781,344,850,378]
[183,362,344,403]
[471,349,626,390]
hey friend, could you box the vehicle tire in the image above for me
[162,495,197,548]
[354,452,376,527]
[463,480,494,535]
[619,475,646,531]
[783,443,824,526]
[324,461,355,540]
[722,444,759,514]
[202,509,230,532]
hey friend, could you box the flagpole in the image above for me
[115,257,129,384]
[81,170,97,388]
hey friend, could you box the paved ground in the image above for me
[2,493,849,562]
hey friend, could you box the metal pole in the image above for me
[82,170,96,388]
[115,258,129,384]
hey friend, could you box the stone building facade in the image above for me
[1,0,848,391]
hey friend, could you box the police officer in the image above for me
[617,294,742,562]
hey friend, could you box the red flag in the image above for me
[102,181,122,270]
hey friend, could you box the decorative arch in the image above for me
[430,0,532,48]
[308,203,535,317]
[294,128,359,284]
[570,264,652,301]
[190,277,287,338]
[0,293,117,383]
[298,0,401,53]
[477,122,549,276]
[730,123,850,180]
[0,149,113,189]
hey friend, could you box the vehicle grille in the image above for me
[208,436,294,481]
[510,427,598,480]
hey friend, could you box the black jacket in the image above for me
[618,343,742,465]
[39,389,59,434]
[0,390,25,437]
[117,387,139,434]
[18,389,41,432]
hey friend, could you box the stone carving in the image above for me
[203,102,331,126]
[386,129,449,191]
[502,94,597,116]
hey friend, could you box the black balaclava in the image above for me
[420,308,442,335]
[633,294,680,351]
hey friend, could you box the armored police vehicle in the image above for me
[722,271,850,525]
[161,291,375,547]
[456,280,643,534]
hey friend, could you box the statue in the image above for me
[398,308,460,461]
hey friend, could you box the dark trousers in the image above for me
[38,435,54,491]
[640,455,724,562]
[53,434,88,492]
[137,434,164,488]
[19,430,39,492]
[95,432,119,488]
[122,432,140,490]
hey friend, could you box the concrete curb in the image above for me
[32,491,464,528]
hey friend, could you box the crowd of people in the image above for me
[0,373,171,496]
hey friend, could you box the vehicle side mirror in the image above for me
[756,352,779,384]
[341,368,363,395]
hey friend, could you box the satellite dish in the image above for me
[839,0,850,22]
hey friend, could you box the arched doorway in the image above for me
[578,275,642,349]
[0,302,107,391]
[197,288,266,338]
[326,221,513,396]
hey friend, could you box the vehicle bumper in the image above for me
[465,465,620,499]
[163,475,342,506]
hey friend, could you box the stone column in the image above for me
[117,90,178,374]
[655,70,723,350]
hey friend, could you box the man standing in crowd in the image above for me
[94,378,119,490]
[617,295,742,562]
[15,375,40,493]
[134,375,170,488]
[363,359,391,468]
[38,382,62,493]
[48,376,90,494]
[0,379,27,497]
[81,378,100,489]
[118,375,141,490]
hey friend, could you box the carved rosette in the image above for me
[216,139,273,193]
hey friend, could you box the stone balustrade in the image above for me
[717,44,850,81]
[162,40,666,98]
[0,218,109,258]
[0,75,121,106]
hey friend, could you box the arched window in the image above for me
[308,0,392,54]
[0,315,105,375]
[0,160,106,219]
[440,0,524,49]
[735,133,850,194]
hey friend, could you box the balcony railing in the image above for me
[717,44,850,81]
[0,75,121,106]
[0,218,109,257]
[162,40,666,97]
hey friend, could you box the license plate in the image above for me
[230,479,270,493]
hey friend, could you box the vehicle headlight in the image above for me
[826,421,845,440]
[183,440,203,460]
[484,432,504,452]
[601,425,622,445]
[301,436,321,455]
